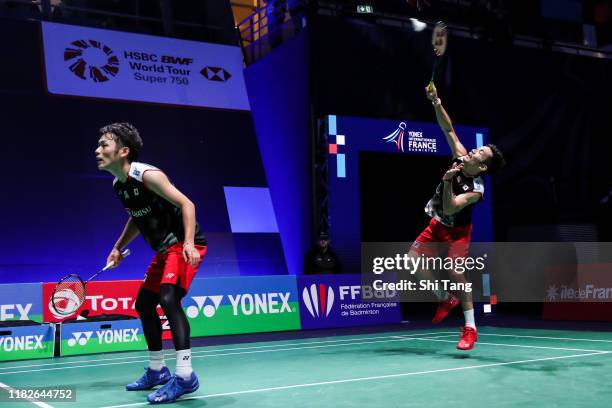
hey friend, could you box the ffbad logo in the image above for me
[187,293,292,318]
[0,335,44,352]
[302,284,335,318]
[67,329,139,347]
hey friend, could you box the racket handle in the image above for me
[102,248,131,271]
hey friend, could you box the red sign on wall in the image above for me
[43,280,172,339]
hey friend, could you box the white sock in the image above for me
[149,350,165,371]
[463,309,476,329]
[175,349,193,380]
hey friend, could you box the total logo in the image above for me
[67,329,139,347]
[0,303,32,321]
[302,284,396,319]
[186,293,292,319]
[48,295,136,319]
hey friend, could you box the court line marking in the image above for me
[3,331,609,376]
[464,332,612,344]
[0,381,54,408]
[3,328,612,372]
[0,335,439,376]
[0,332,447,372]
[402,336,611,353]
[99,351,612,408]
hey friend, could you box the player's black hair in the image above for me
[484,143,506,174]
[99,122,143,162]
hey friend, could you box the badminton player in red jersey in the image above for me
[95,123,206,403]
[408,84,505,350]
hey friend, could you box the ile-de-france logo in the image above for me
[186,295,223,318]
[302,284,335,318]
[67,331,93,347]
[383,122,407,152]
[64,40,120,82]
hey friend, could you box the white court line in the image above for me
[99,351,612,408]
[0,333,438,372]
[0,336,432,376]
[403,336,611,353]
[469,332,612,344]
[0,331,455,373]
[3,331,609,376]
[0,381,54,408]
[3,329,612,372]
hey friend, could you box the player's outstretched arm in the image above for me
[425,83,468,158]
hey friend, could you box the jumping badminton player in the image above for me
[409,84,505,350]
[95,123,207,403]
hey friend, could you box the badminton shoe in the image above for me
[126,367,171,391]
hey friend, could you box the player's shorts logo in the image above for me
[64,40,120,82]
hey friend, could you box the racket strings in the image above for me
[52,276,85,315]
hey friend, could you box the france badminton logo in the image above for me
[302,284,335,318]
[48,289,80,319]
[186,295,223,319]
[383,122,407,152]
[64,39,120,82]
[67,331,94,347]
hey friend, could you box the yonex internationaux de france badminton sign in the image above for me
[41,22,250,110]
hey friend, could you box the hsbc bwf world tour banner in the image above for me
[41,22,250,110]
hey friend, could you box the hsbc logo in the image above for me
[302,284,335,318]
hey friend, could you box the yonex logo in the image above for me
[67,331,94,347]
[64,39,119,82]
[67,329,139,346]
[165,273,175,279]
[187,295,223,318]
[200,66,231,82]
[302,284,335,318]
[0,335,44,352]
[0,303,32,321]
